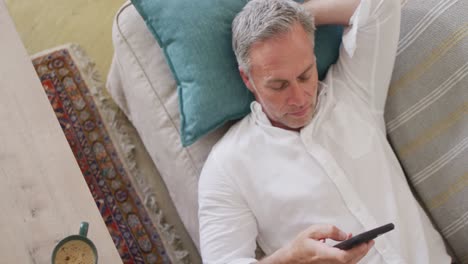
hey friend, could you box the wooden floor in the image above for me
[3,1,203,262]
[0,2,122,261]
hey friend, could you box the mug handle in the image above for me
[79,222,89,237]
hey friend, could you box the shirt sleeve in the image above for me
[331,0,401,114]
[198,153,259,264]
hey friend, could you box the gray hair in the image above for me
[232,0,315,72]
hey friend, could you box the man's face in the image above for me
[240,23,318,131]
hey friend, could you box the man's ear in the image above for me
[239,67,255,93]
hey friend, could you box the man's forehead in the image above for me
[250,55,316,78]
[248,26,315,74]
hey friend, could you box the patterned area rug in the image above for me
[32,45,172,264]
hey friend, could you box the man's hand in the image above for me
[259,224,374,264]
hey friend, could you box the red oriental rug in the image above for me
[32,45,172,264]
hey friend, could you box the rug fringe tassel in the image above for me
[65,43,191,263]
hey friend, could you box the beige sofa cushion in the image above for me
[384,0,468,262]
[107,2,231,250]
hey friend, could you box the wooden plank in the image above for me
[0,2,122,263]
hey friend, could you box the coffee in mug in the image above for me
[52,222,98,264]
[53,239,96,264]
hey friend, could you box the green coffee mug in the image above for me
[51,222,98,264]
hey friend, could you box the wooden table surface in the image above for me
[0,1,122,263]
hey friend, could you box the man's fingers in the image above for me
[308,239,374,263]
[304,224,348,241]
[346,240,375,263]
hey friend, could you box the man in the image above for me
[198,0,452,263]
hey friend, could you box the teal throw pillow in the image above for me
[132,0,343,146]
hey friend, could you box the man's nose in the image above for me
[287,82,306,107]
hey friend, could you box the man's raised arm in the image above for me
[305,0,401,116]
[303,0,360,26]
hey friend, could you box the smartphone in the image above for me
[333,223,395,250]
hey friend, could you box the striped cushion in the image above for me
[385,0,468,262]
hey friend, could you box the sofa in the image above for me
[107,0,467,263]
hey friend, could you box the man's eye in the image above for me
[298,75,311,82]
[271,82,288,91]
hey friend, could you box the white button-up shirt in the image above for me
[198,0,452,263]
